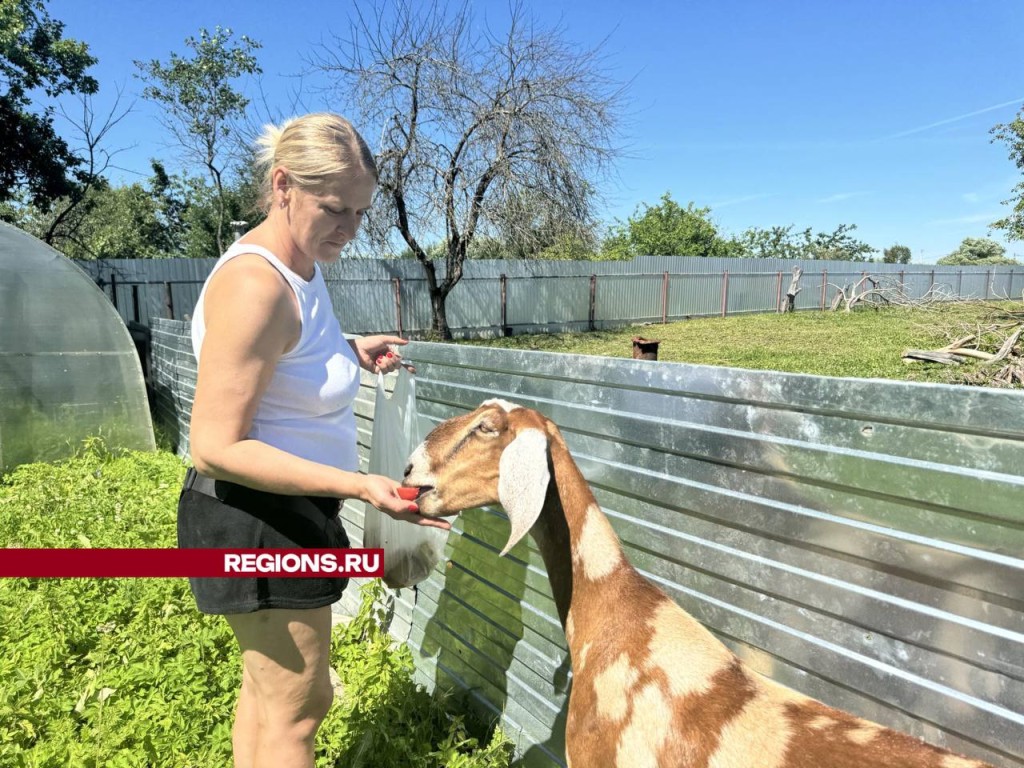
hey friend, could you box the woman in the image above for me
[178,112,450,768]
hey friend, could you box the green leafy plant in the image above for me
[317,581,514,767]
[0,445,513,767]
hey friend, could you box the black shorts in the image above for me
[177,468,350,614]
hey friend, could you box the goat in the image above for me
[403,399,995,768]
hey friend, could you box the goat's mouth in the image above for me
[399,485,435,500]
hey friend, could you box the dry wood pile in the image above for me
[902,302,1024,387]
[828,275,958,313]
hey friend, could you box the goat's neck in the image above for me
[530,432,628,631]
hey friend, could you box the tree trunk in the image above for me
[781,266,803,313]
[410,246,454,340]
[429,290,452,340]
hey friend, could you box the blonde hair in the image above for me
[255,113,378,212]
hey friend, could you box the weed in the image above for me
[0,446,513,767]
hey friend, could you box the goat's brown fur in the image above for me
[403,401,994,768]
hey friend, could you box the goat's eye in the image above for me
[476,421,499,436]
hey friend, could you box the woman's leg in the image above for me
[225,606,334,768]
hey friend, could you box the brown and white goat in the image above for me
[403,399,995,768]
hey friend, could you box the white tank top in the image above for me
[191,243,362,473]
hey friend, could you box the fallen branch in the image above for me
[902,349,962,365]
[902,315,1024,387]
[990,325,1024,364]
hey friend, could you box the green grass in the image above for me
[0,443,513,768]
[461,302,1022,386]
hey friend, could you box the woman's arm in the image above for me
[188,255,447,528]
[349,335,414,374]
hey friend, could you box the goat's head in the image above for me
[403,399,552,555]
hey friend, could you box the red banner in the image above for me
[0,549,385,578]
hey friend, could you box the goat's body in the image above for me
[404,401,994,768]
[534,430,990,768]
[560,576,983,768]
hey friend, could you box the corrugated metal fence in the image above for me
[147,320,1024,768]
[84,256,1021,337]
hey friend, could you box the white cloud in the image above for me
[710,193,773,209]
[926,212,1002,226]
[816,192,868,204]
[879,97,1024,142]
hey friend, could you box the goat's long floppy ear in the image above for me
[497,428,551,556]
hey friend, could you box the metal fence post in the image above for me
[820,270,828,310]
[132,285,141,324]
[661,271,669,324]
[588,274,597,331]
[775,271,783,312]
[500,273,509,336]
[392,277,403,337]
[164,281,175,320]
[721,271,729,317]
[110,272,118,311]
[958,270,963,298]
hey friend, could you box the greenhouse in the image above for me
[0,222,154,474]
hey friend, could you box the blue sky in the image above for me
[47,0,1024,263]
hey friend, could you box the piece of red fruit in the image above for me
[396,487,420,500]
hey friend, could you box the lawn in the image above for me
[460,302,1023,386]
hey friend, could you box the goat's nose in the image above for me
[403,463,412,478]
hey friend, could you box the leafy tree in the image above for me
[148,160,189,254]
[738,225,807,260]
[737,223,874,261]
[466,231,599,261]
[537,232,601,260]
[315,0,624,338]
[806,223,875,261]
[882,244,912,264]
[2,181,168,259]
[0,156,264,260]
[135,26,261,255]
[175,167,264,259]
[937,237,1020,266]
[0,0,98,207]
[990,104,1024,241]
[481,189,600,260]
[601,193,736,259]
[72,183,170,259]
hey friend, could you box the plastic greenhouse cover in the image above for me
[0,222,154,474]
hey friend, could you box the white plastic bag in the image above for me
[365,367,448,588]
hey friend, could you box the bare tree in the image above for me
[40,88,133,249]
[312,0,626,338]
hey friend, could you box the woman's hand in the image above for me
[360,474,451,530]
[350,335,414,374]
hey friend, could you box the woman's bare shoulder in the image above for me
[206,252,293,308]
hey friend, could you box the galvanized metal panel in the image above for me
[594,274,662,323]
[84,257,1019,336]
[150,317,1023,766]
[668,273,723,317]
[387,341,1024,768]
[507,275,592,327]
[724,272,781,315]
